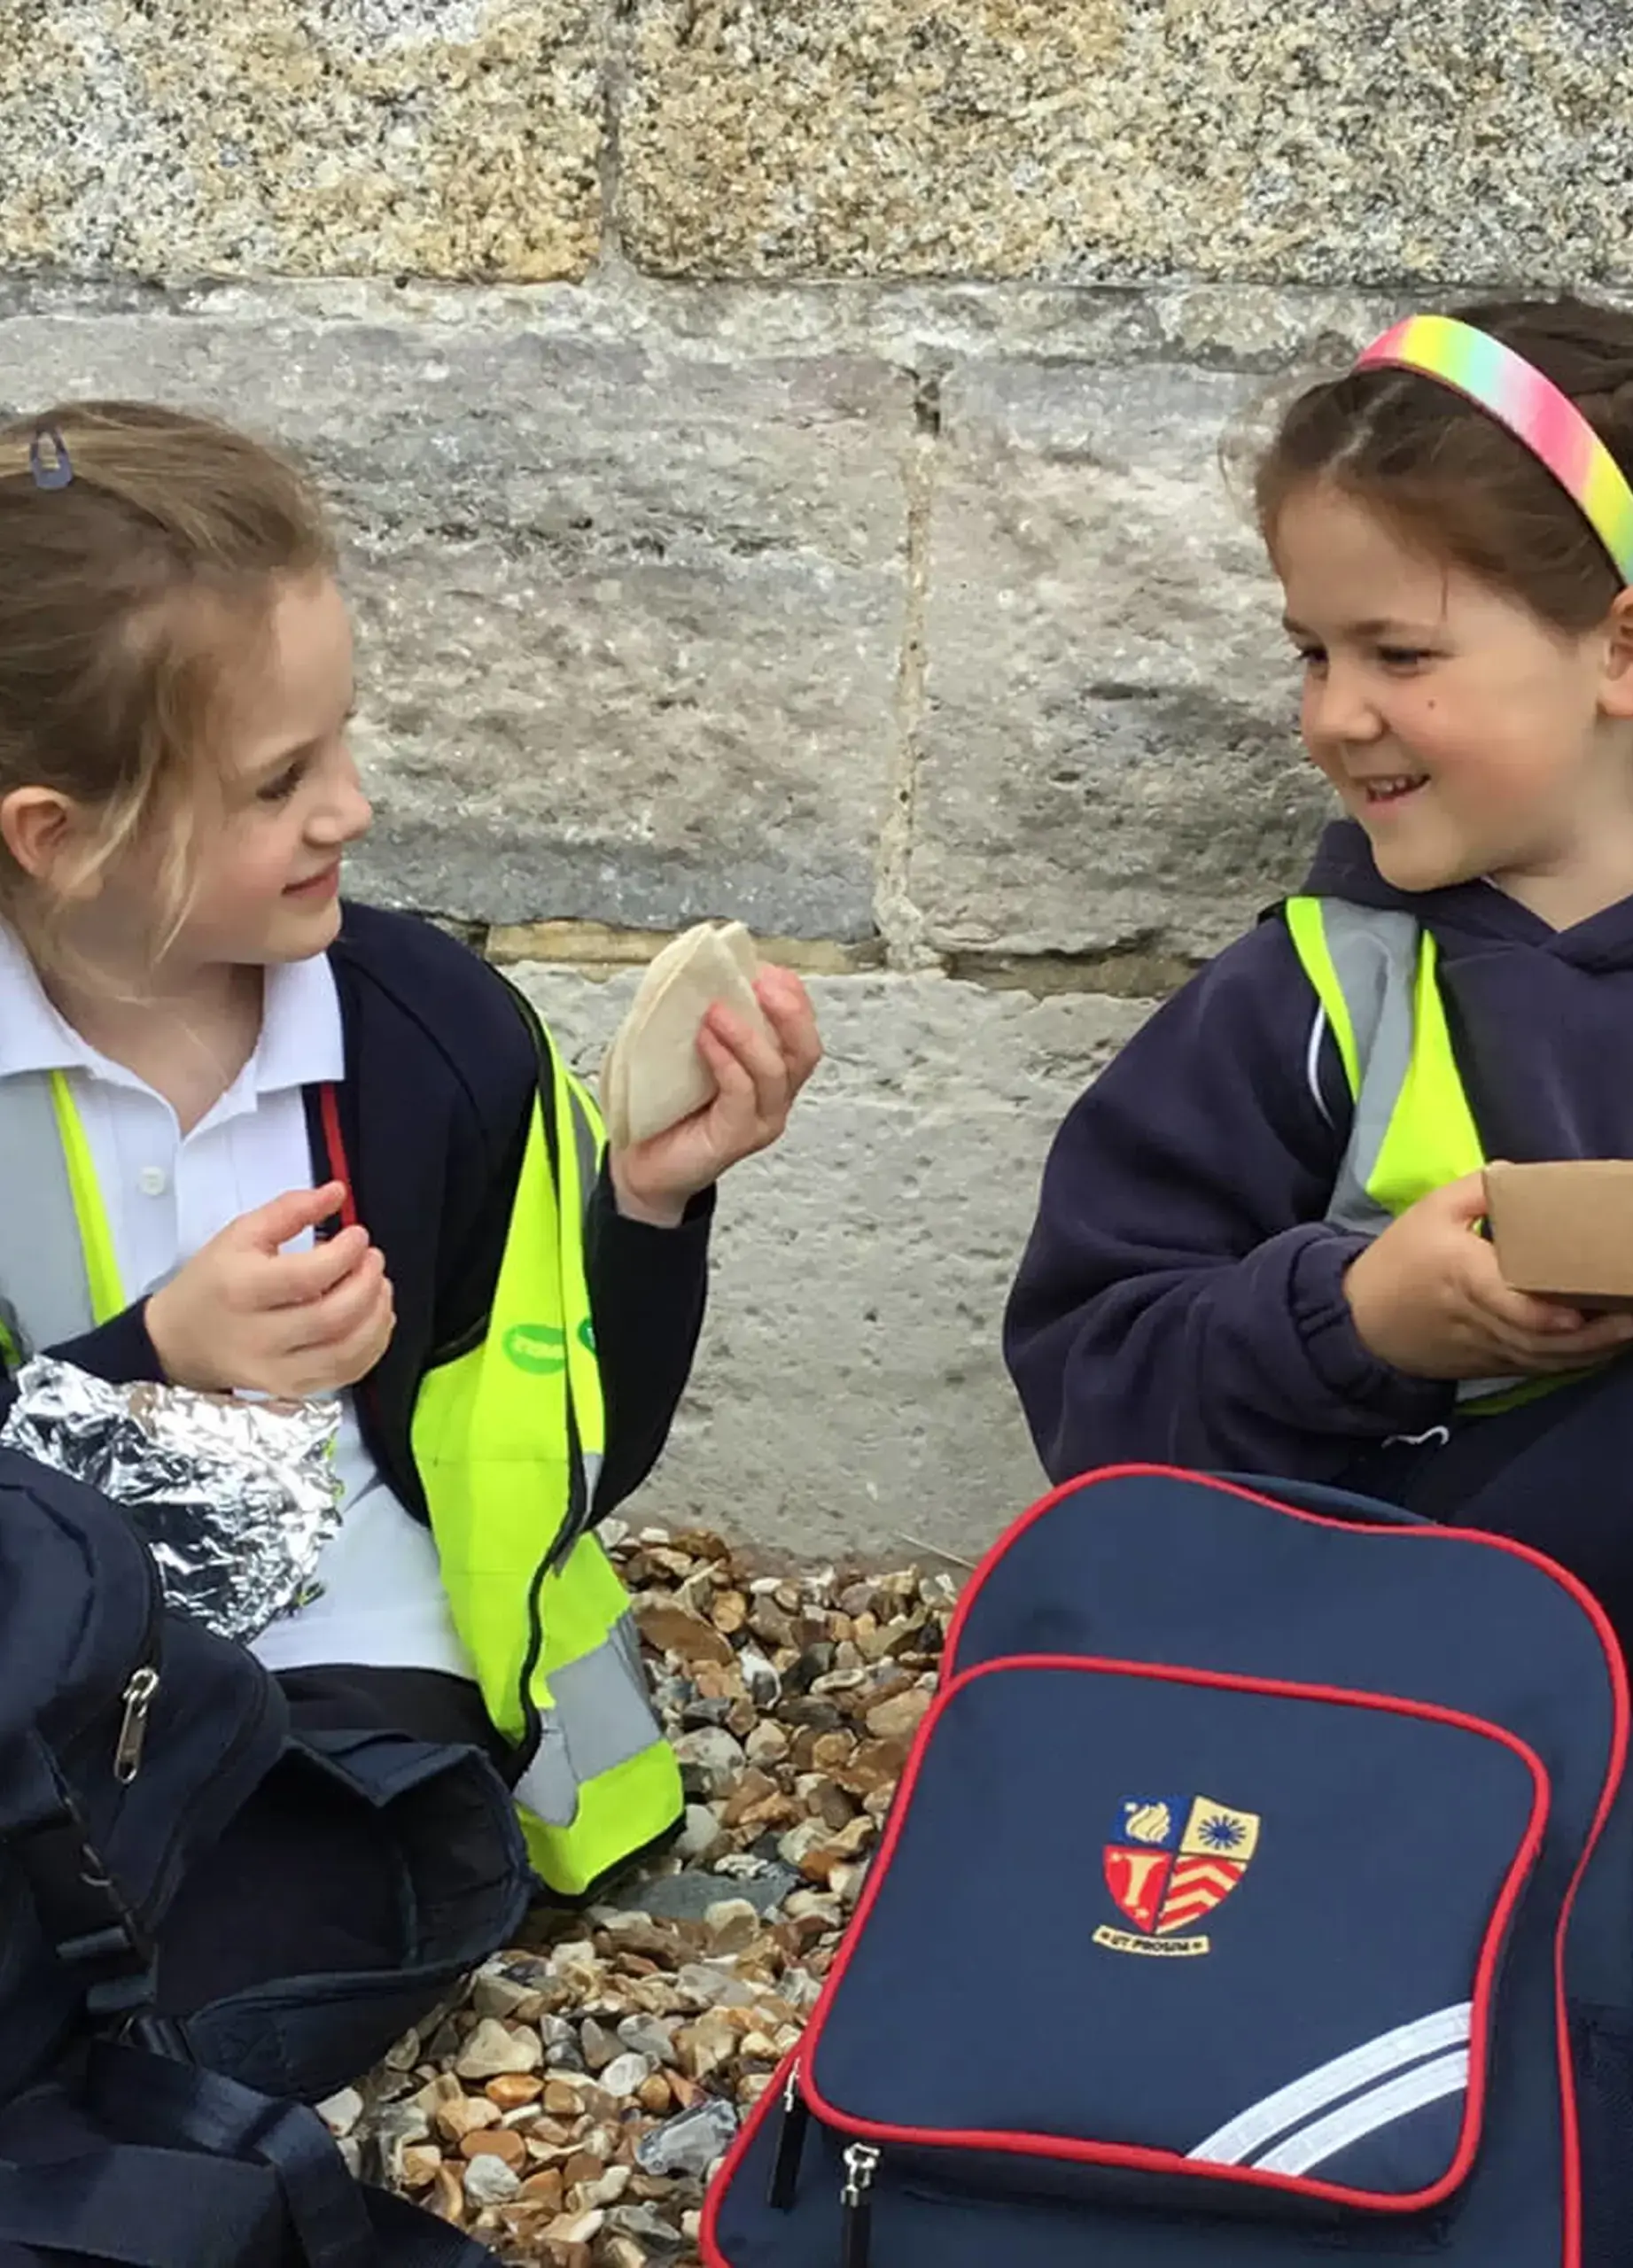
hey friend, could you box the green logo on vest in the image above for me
[503,1323,566,1374]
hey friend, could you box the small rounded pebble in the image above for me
[461,2152,521,2207]
[599,2050,656,2097]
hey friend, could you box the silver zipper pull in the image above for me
[783,2060,800,2110]
[841,2143,880,2206]
[841,2142,880,2268]
[114,1667,159,1783]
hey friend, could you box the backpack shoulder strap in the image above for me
[0,2140,498,2268]
[0,2145,282,2266]
[41,2043,503,2267]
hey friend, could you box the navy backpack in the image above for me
[704,1466,1633,2268]
[0,1441,526,2265]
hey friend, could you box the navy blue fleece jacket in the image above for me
[1007,819,1633,1484]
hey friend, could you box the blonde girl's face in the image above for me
[1272,481,1633,918]
[128,570,374,971]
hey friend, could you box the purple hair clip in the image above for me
[28,425,74,490]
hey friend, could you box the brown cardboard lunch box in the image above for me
[1486,1160,1633,1309]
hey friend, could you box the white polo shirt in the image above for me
[0,923,473,1678]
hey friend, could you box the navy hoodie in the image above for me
[1007,819,1633,1485]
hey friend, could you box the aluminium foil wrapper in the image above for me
[0,1356,342,1643]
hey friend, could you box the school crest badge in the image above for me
[1095,1795,1261,1958]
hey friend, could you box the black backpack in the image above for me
[0,1442,530,2265]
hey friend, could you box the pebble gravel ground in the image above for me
[319,1518,960,2266]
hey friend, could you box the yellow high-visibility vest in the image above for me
[1285,896,1582,1415]
[0,1014,680,1898]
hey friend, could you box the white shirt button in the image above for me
[136,1165,168,1198]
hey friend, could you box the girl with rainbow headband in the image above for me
[1007,297,1633,1655]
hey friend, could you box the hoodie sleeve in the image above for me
[46,1303,166,1386]
[585,1165,712,1518]
[1004,915,1455,1484]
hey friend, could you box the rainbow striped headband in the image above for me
[1355,314,1633,589]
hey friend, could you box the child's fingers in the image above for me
[1471,1260,1633,1355]
[751,963,811,1022]
[256,1224,373,1309]
[1477,1306,1633,1372]
[621,994,810,1205]
[692,1021,766,1139]
[1434,1170,1497,1228]
[239,1183,350,1255]
[315,1299,396,1388]
[331,1291,397,1379]
[702,1003,791,1121]
[277,1288,395,1394]
[1459,1235,1582,1332]
[1467,1219,1633,1357]
[1477,1281,1587,1337]
[1527,1312,1633,1359]
[753,967,823,1091]
[285,1247,390,1353]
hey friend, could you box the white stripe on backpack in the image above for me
[1253,2050,1470,2175]
[1188,2002,1472,2169]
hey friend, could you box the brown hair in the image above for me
[1256,298,1633,634]
[0,400,335,964]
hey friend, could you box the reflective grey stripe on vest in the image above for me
[1311,902,1424,1240]
[0,1070,97,1355]
[510,1611,662,1827]
[1308,901,1516,1408]
[562,1070,606,1515]
[564,1078,602,1231]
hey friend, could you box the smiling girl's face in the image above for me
[1273,480,1633,922]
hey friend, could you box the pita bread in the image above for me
[603,998,634,1152]
[600,920,772,1146]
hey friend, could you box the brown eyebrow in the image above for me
[1282,615,1435,641]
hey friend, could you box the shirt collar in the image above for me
[255,951,345,1094]
[0,925,344,1096]
[0,923,84,1080]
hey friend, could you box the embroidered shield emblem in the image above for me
[1100,1796,1261,1951]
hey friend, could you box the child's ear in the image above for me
[0,788,101,895]
[1601,589,1633,719]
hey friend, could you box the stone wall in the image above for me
[3,3,1627,1557]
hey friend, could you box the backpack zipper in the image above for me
[47,1544,164,1790]
[768,2058,810,2206]
[840,2141,879,2268]
[113,1666,159,1783]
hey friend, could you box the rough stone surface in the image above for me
[0,303,911,938]
[620,0,1633,286]
[0,1,603,282]
[911,361,1331,959]
[0,268,1404,368]
[514,963,1148,1557]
